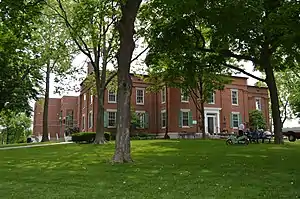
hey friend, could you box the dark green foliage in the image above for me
[71,132,96,143]
[0,111,32,144]
[131,133,157,140]
[64,127,80,136]
[141,0,300,143]
[249,110,267,130]
[0,0,44,114]
[104,132,111,141]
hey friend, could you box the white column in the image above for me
[204,111,208,133]
[217,111,220,133]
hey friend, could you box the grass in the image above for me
[0,140,299,199]
[0,141,60,148]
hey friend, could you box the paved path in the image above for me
[0,142,73,150]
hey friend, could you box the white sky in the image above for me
[31,50,300,128]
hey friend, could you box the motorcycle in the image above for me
[226,134,250,145]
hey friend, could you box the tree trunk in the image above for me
[198,79,206,139]
[200,101,206,139]
[164,85,169,139]
[112,0,142,163]
[42,62,50,142]
[94,69,106,144]
[265,66,283,144]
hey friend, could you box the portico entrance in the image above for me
[204,107,221,134]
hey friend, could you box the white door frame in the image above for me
[207,114,216,134]
[204,107,221,134]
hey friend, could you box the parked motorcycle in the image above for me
[226,134,250,145]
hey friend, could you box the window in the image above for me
[255,98,262,110]
[161,110,166,128]
[83,94,86,108]
[108,90,117,103]
[90,94,93,104]
[108,111,117,128]
[231,113,240,129]
[136,88,144,105]
[207,92,215,104]
[82,115,85,130]
[88,111,93,128]
[136,111,148,129]
[231,89,238,105]
[182,112,189,126]
[66,110,74,128]
[161,87,166,104]
[181,89,189,102]
[179,109,192,128]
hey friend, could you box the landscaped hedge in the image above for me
[71,132,96,143]
[130,133,157,140]
[71,132,157,143]
[72,132,115,143]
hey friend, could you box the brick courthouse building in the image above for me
[33,70,269,140]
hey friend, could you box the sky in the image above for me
[32,50,300,128]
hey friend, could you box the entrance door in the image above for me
[207,116,215,134]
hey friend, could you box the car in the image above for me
[282,127,300,142]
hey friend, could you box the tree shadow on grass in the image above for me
[1,140,300,199]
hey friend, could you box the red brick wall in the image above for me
[34,75,270,138]
[33,97,78,140]
[33,98,61,139]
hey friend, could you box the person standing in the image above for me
[238,122,245,137]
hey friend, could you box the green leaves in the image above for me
[0,110,32,144]
[0,0,44,114]
[249,110,267,130]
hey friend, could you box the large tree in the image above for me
[0,0,44,114]
[49,0,120,144]
[0,110,32,144]
[141,0,300,144]
[35,6,76,142]
[112,0,143,163]
[145,52,232,139]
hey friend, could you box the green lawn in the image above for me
[0,141,59,148]
[0,140,299,199]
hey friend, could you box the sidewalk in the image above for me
[0,142,73,150]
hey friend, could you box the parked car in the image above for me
[282,127,300,142]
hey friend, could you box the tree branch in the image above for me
[281,99,289,125]
[50,0,94,66]
[105,72,117,88]
[200,47,260,64]
[131,46,149,63]
[222,62,266,82]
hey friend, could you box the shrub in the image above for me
[65,127,80,136]
[71,132,96,143]
[249,110,267,130]
[104,132,111,141]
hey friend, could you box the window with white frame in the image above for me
[82,114,85,130]
[88,111,93,128]
[255,98,262,110]
[108,90,117,103]
[181,89,189,102]
[108,111,117,127]
[136,88,144,105]
[83,94,86,101]
[231,113,240,129]
[207,92,215,104]
[90,94,93,104]
[161,110,166,128]
[136,111,145,128]
[182,111,189,127]
[161,87,166,104]
[231,89,238,105]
